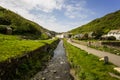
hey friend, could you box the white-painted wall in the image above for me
[107,30,120,40]
[56,34,64,38]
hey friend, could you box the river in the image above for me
[31,40,73,80]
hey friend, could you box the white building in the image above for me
[56,34,64,38]
[107,30,120,40]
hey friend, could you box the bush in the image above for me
[0,17,11,25]
[107,36,116,40]
[82,33,88,40]
[0,25,7,34]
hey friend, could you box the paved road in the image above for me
[31,40,73,80]
[68,40,120,67]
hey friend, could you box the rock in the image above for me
[6,27,12,35]
[50,70,57,73]
[55,76,60,79]
[43,70,48,73]
[117,53,120,55]
[104,56,109,64]
[64,71,68,74]
[60,61,65,64]
[114,67,120,73]
[99,57,104,61]
[53,70,57,73]
[41,77,46,80]
[109,72,120,79]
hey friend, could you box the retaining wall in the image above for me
[0,39,59,80]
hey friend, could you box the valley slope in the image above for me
[69,10,120,38]
[0,6,55,39]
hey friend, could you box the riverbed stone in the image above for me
[42,77,46,80]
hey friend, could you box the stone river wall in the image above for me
[0,39,59,80]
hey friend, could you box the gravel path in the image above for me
[31,40,73,80]
[68,40,120,67]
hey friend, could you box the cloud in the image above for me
[34,0,64,12]
[0,0,95,32]
[64,0,94,19]
[0,0,65,31]
[21,0,64,12]
[0,0,64,12]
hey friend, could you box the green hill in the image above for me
[0,6,55,39]
[69,10,120,38]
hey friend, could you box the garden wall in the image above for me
[72,39,120,47]
[101,41,120,47]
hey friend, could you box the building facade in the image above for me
[107,30,120,40]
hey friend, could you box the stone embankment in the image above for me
[0,39,59,80]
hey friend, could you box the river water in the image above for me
[31,40,73,80]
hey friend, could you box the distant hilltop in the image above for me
[69,10,120,39]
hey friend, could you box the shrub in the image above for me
[107,36,116,40]
[0,17,11,25]
[0,25,7,34]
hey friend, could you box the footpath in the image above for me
[68,40,120,67]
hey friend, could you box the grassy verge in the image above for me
[72,39,120,56]
[64,40,119,80]
[0,34,59,80]
[90,45,120,56]
[0,34,57,62]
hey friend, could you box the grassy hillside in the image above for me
[0,6,55,39]
[0,33,59,80]
[0,34,58,62]
[70,10,120,37]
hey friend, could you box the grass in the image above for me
[64,40,119,80]
[90,45,120,56]
[0,34,57,62]
[72,39,120,56]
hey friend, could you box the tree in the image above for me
[0,17,11,25]
[81,33,88,40]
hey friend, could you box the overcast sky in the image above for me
[0,0,120,32]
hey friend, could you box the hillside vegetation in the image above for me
[0,34,58,62]
[0,6,55,39]
[70,10,120,37]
